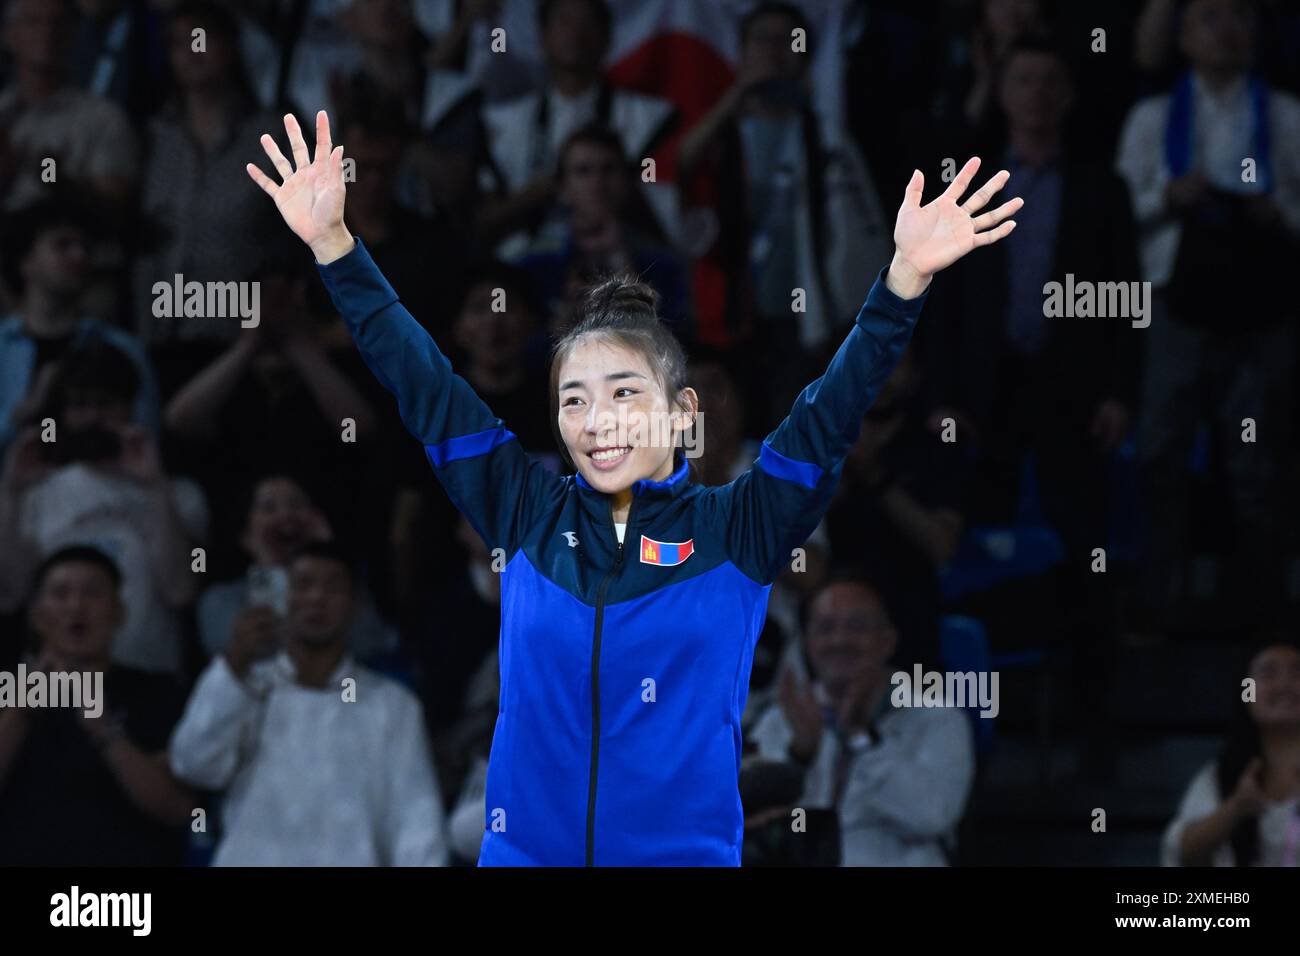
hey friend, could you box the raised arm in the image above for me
[247,112,564,556]
[168,655,264,791]
[708,158,1022,584]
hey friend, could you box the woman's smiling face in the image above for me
[556,336,693,495]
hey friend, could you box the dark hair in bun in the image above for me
[579,273,660,325]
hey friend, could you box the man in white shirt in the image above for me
[170,539,447,866]
[749,572,975,866]
[1115,0,1300,631]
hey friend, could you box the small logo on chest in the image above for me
[639,535,694,566]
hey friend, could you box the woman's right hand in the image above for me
[246,111,354,264]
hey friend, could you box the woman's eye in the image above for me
[615,388,639,399]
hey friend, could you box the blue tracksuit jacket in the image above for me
[316,238,928,866]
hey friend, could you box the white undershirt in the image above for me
[614,522,626,545]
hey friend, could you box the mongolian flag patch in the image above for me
[639,535,695,567]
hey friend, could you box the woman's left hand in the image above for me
[887,157,1023,298]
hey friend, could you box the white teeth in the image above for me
[591,447,630,462]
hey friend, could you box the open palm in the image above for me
[893,157,1022,279]
[246,111,346,249]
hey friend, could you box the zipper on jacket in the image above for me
[585,496,634,866]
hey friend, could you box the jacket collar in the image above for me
[573,450,692,500]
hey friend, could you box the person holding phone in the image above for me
[0,343,206,677]
[196,473,398,666]
[170,540,447,866]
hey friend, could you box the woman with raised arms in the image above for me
[247,110,1021,866]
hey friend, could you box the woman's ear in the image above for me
[675,387,700,431]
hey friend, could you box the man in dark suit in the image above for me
[922,37,1144,780]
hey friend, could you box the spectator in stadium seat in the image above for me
[0,0,140,211]
[447,261,552,453]
[1116,0,1300,633]
[424,0,541,117]
[749,573,975,866]
[1162,634,1300,866]
[1134,0,1300,97]
[197,473,398,666]
[676,1,891,434]
[929,0,1053,151]
[283,0,432,125]
[514,123,691,339]
[475,0,678,254]
[0,545,193,865]
[0,343,207,677]
[0,199,160,461]
[132,0,283,352]
[170,540,448,866]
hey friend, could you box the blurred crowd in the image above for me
[0,0,1297,867]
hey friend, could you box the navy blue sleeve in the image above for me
[315,237,565,558]
[703,266,929,585]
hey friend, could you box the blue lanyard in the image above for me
[1164,70,1272,190]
